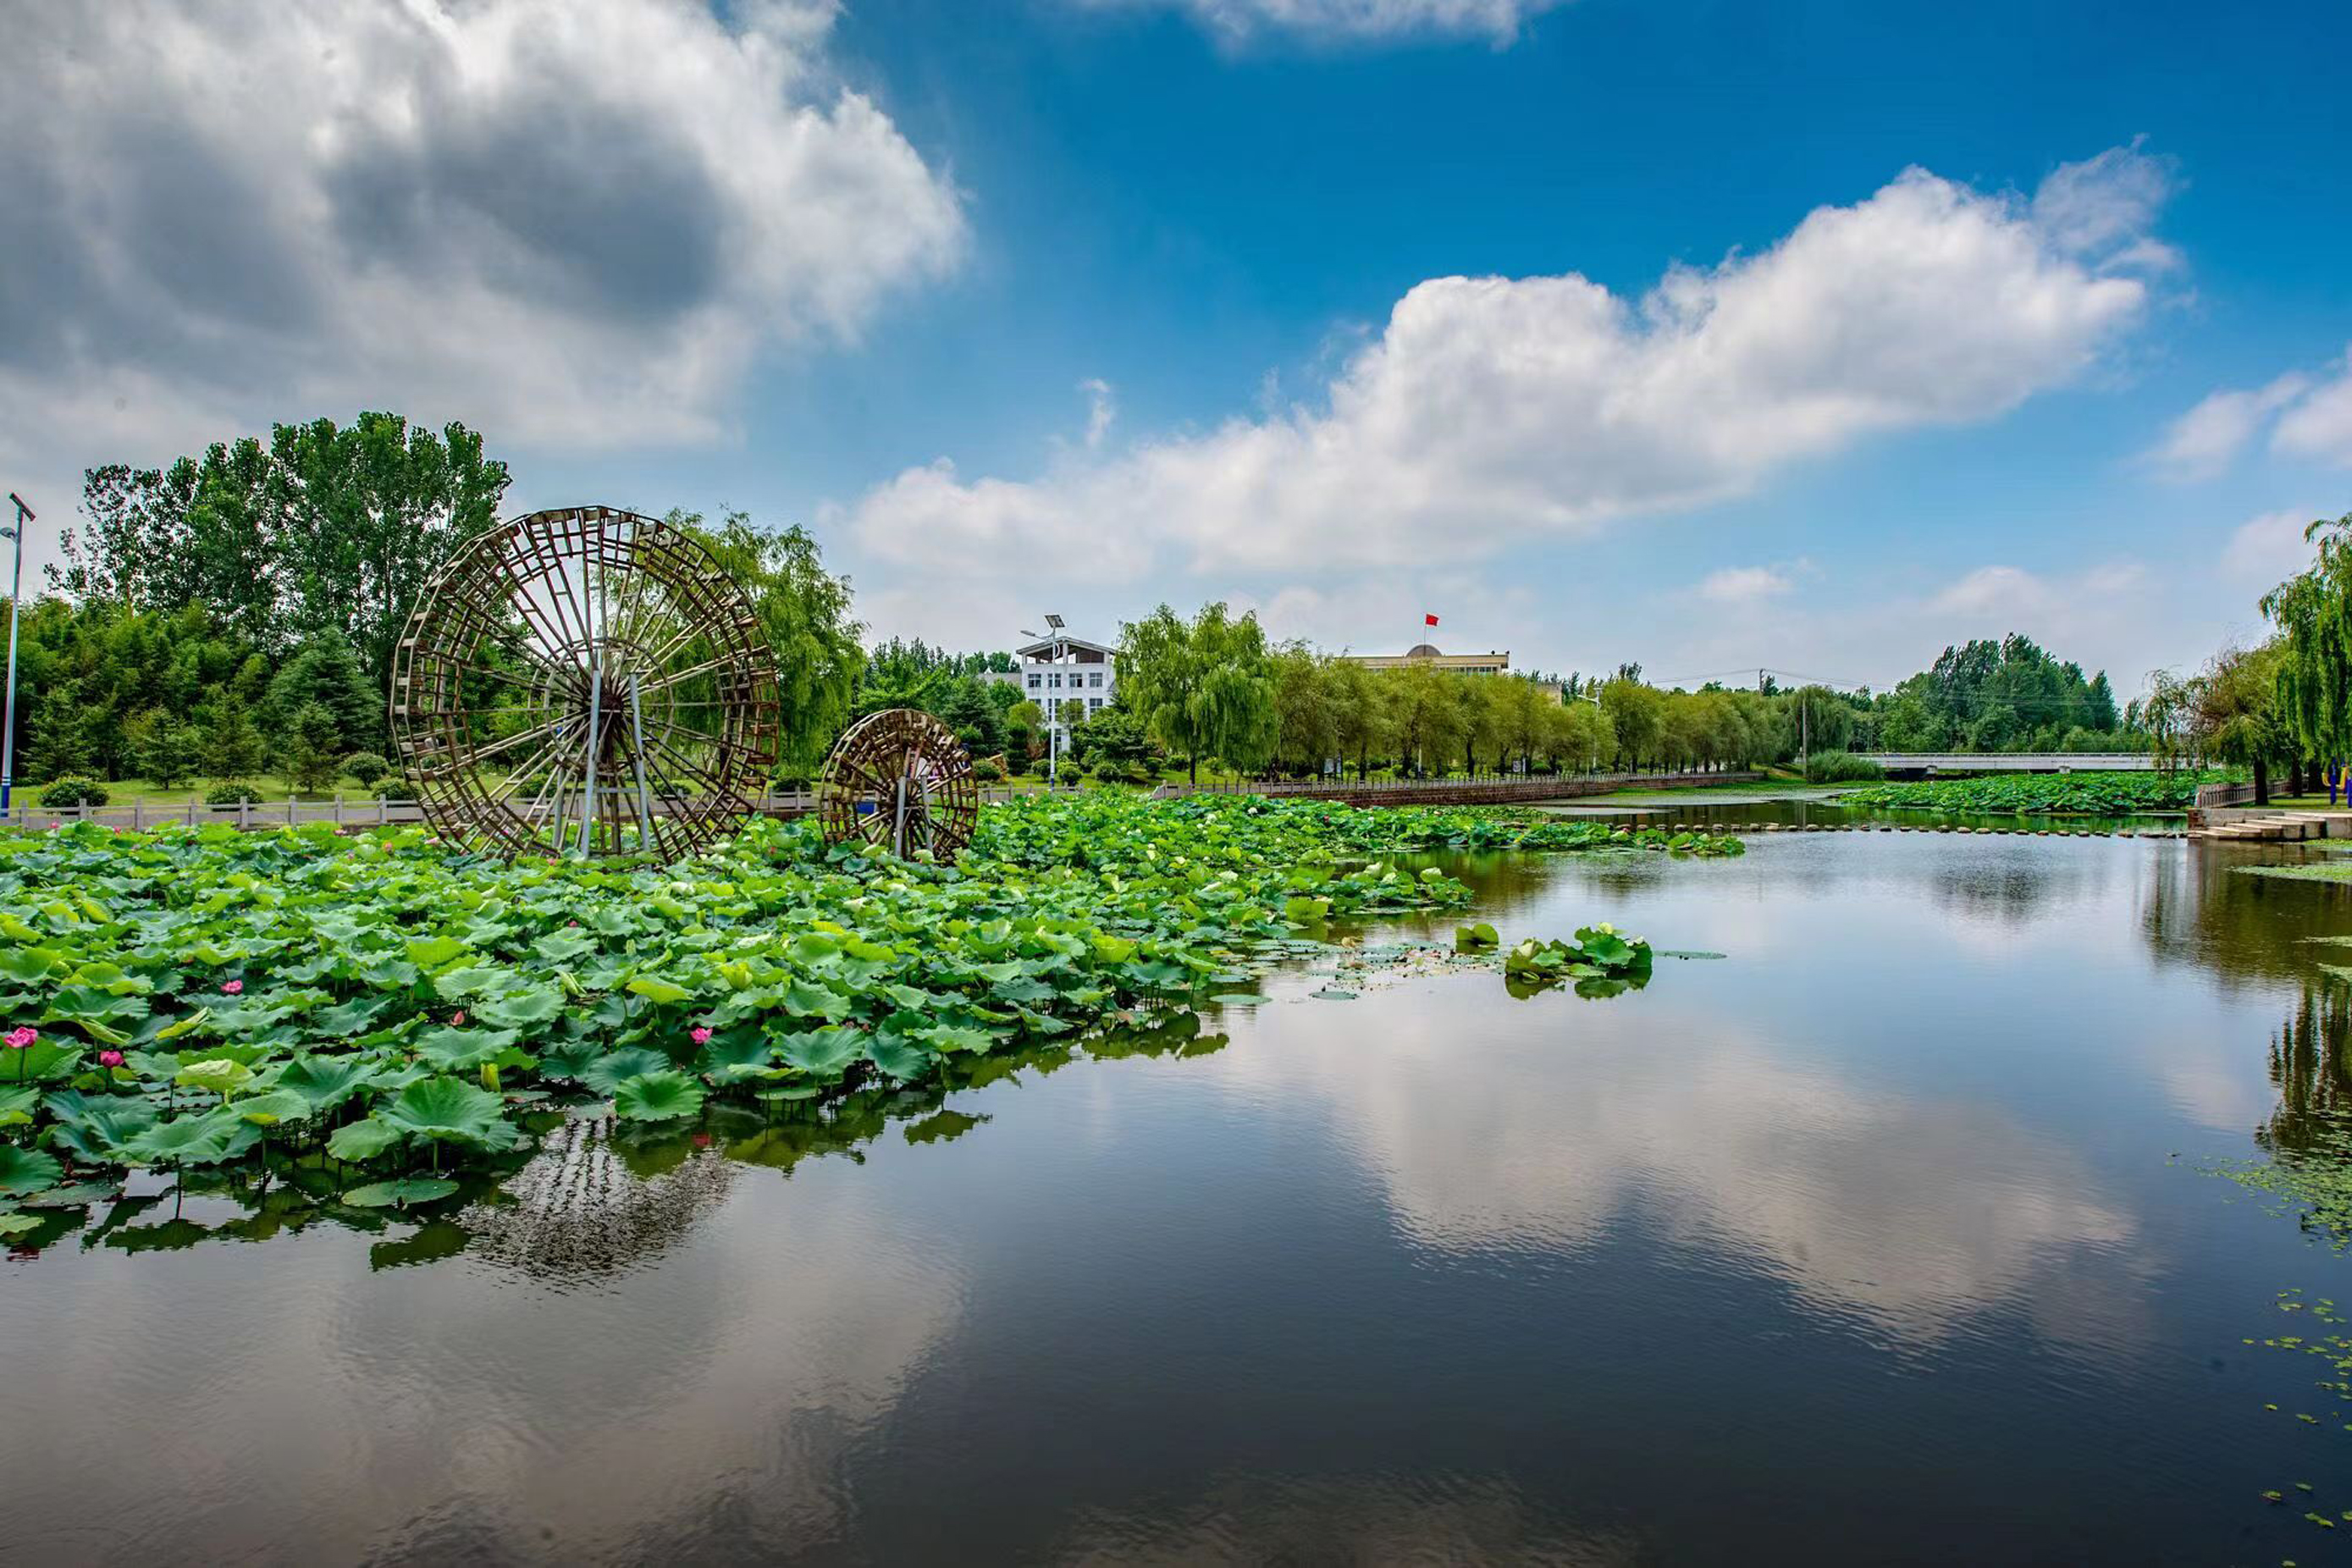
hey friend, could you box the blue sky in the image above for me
[7,0,2350,694]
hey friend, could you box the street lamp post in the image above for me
[1022,615,1066,787]
[0,494,28,817]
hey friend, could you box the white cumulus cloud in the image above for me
[1696,566,1794,605]
[2222,507,2322,582]
[2146,346,2352,480]
[2274,350,2352,467]
[0,0,963,486]
[843,147,2173,584]
[2143,373,2311,481]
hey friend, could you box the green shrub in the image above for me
[343,751,391,787]
[1806,750,1885,783]
[39,776,108,809]
[971,759,1004,782]
[206,782,265,806]
[379,779,420,802]
[1123,761,1156,787]
[1092,759,1124,783]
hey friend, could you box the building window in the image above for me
[1026,674,1041,691]
[1090,698,1103,711]
[1089,672,1103,687]
[1049,672,1063,689]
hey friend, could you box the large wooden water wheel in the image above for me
[817,708,978,859]
[389,506,780,859]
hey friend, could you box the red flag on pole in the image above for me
[1424,613,1439,627]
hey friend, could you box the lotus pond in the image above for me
[12,804,2352,1563]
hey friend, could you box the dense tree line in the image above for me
[56,413,509,698]
[1866,635,2128,752]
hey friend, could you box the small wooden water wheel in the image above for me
[389,505,781,860]
[817,708,978,859]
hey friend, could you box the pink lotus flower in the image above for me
[450,1011,467,1027]
[97,1048,124,1068]
[689,1026,713,1046]
[220,980,243,996]
[3,1026,36,1051]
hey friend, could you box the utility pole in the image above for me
[1,494,28,815]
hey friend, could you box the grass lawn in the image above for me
[28,774,400,806]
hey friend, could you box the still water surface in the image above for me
[8,830,2352,1564]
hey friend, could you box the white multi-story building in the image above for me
[990,629,1116,745]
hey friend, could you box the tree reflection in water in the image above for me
[2261,981,2352,1157]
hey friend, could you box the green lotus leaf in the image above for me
[625,975,693,1006]
[0,1211,41,1238]
[412,1026,522,1072]
[470,986,561,1029]
[6,1036,86,1080]
[120,1114,237,1167]
[151,1007,213,1042]
[579,1046,671,1096]
[1455,923,1499,952]
[326,1118,403,1162]
[43,1096,158,1162]
[613,1069,707,1123]
[375,1077,518,1151]
[533,928,600,963]
[0,1144,63,1195]
[864,1034,936,1081]
[535,1039,603,1082]
[0,1085,37,1127]
[0,947,63,984]
[344,1177,461,1209]
[354,957,421,990]
[174,1057,253,1096]
[276,1055,378,1113]
[235,1088,314,1126]
[776,1028,861,1076]
[405,936,471,970]
[919,1024,997,1054]
[44,985,146,1024]
[781,980,855,1020]
[430,964,508,1001]
[694,1034,776,1084]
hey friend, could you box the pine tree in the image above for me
[138,715,204,790]
[23,683,97,782]
[279,702,343,793]
[200,698,268,781]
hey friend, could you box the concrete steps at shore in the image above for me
[2188,810,2340,842]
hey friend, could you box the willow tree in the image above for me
[2259,511,2352,771]
[2189,640,2291,802]
[1116,602,1277,784]
[669,508,863,778]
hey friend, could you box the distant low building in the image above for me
[1340,643,1560,702]
[986,631,1117,743]
[1344,643,1512,676]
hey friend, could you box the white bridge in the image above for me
[1854,752,2157,774]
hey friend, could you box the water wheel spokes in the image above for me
[817,708,978,860]
[389,506,781,860]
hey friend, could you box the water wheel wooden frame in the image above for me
[389,505,780,860]
[817,708,978,859]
